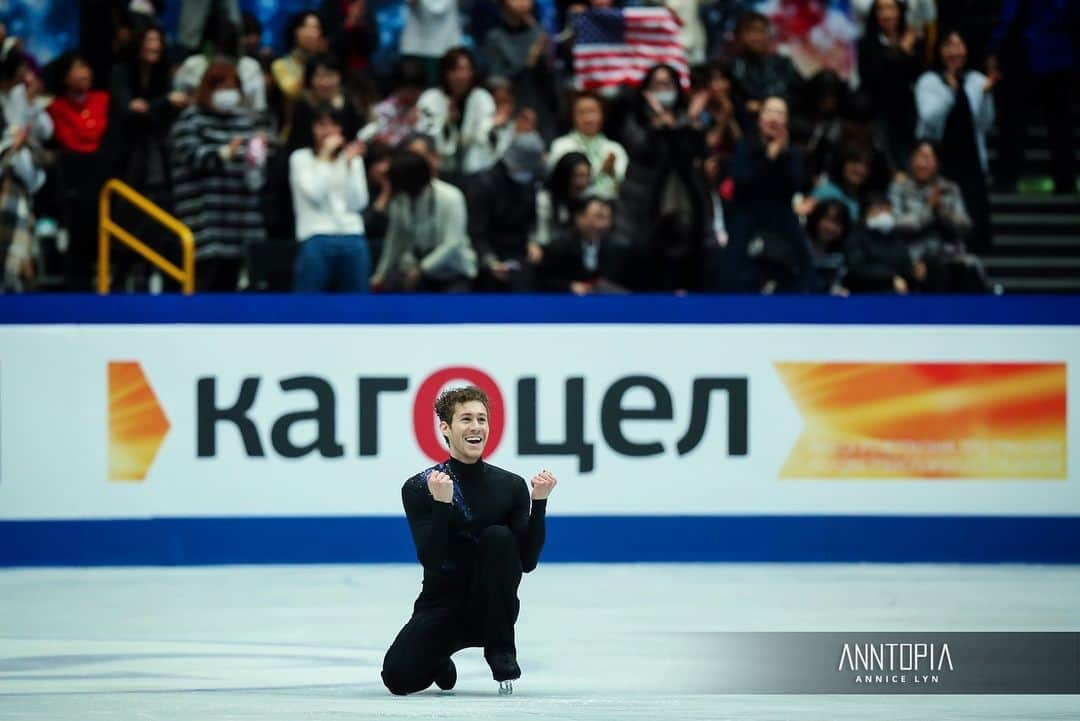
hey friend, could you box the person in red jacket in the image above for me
[48,54,109,154]
[47,53,110,289]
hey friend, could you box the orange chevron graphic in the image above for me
[775,362,1066,479]
[108,361,170,482]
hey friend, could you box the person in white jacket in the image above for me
[289,106,371,292]
[415,48,498,182]
[915,30,995,251]
[548,91,627,200]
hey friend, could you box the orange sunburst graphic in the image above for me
[108,361,170,482]
[775,362,1066,479]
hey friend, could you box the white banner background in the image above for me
[2,324,1077,519]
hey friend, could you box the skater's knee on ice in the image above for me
[381,668,427,696]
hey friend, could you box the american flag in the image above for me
[572,8,689,91]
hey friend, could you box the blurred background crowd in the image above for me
[0,0,1076,294]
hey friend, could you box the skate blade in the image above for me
[498,680,513,695]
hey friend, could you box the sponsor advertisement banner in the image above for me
[2,323,1075,521]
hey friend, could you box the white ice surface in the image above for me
[1,564,1078,719]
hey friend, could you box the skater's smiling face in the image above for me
[441,400,489,463]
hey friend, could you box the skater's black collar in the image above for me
[447,456,485,482]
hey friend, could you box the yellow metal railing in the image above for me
[98,179,195,294]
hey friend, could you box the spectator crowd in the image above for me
[0,0,1076,294]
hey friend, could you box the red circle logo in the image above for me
[412,367,505,462]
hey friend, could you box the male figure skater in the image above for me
[381,385,557,695]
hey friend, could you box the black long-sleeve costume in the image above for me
[404,457,547,597]
[382,457,547,695]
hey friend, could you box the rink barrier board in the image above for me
[1,515,1078,566]
[2,293,1080,325]
[2,294,1077,565]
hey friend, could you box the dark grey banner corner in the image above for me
[661,632,1080,694]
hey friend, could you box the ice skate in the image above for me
[485,649,521,687]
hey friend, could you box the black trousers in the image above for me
[382,525,523,695]
[58,151,106,291]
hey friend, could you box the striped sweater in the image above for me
[170,106,268,260]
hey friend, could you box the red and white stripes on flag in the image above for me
[572,7,689,91]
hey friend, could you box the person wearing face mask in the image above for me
[617,63,711,292]
[173,18,266,114]
[47,52,110,290]
[466,131,546,291]
[170,61,269,291]
[370,148,476,291]
[843,195,929,294]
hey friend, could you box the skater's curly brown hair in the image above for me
[435,386,490,429]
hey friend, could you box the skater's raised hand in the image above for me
[427,470,454,504]
[530,470,558,500]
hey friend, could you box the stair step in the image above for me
[991,276,1080,292]
[988,125,1080,141]
[990,212,1080,228]
[981,256,1080,270]
[988,148,1080,161]
[989,193,1080,208]
[993,234,1080,249]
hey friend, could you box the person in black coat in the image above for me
[467,132,546,292]
[729,11,803,124]
[843,195,928,294]
[857,0,923,175]
[286,54,364,152]
[103,25,182,289]
[617,63,710,292]
[536,197,639,294]
[796,69,849,185]
[318,0,379,79]
[717,96,814,293]
[805,198,852,293]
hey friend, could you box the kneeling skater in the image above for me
[381,385,557,695]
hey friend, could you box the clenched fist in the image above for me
[530,470,558,500]
[427,470,453,504]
